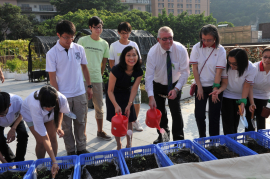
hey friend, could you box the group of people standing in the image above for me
[0,16,269,176]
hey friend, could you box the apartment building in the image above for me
[120,0,151,13]
[151,0,210,16]
[0,0,56,22]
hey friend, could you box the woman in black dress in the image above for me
[106,46,143,150]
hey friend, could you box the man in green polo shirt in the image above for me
[77,16,111,140]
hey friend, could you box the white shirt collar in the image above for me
[56,40,74,51]
[158,42,173,55]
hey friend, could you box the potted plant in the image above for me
[14,58,28,81]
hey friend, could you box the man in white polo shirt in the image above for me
[46,20,93,155]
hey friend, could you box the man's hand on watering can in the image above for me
[115,105,122,115]
[148,96,157,109]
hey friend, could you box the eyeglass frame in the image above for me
[61,35,75,40]
[262,56,270,60]
[91,25,103,30]
[201,38,215,43]
[227,60,238,67]
[159,37,173,41]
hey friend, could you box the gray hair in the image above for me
[157,26,174,38]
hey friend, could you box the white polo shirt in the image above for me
[46,41,88,98]
[252,61,270,99]
[145,41,190,97]
[0,94,22,127]
[109,40,141,65]
[21,91,70,136]
[189,42,226,87]
[222,61,257,99]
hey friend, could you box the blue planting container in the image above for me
[227,131,270,154]
[25,155,78,179]
[157,140,216,165]
[119,144,171,174]
[258,129,270,138]
[77,150,125,179]
[193,135,257,159]
[0,160,34,179]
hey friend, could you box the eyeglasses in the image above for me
[92,26,103,30]
[263,56,270,60]
[120,32,130,35]
[227,61,237,67]
[159,37,173,41]
[202,39,214,43]
[0,108,9,117]
[61,36,75,40]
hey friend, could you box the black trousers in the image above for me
[153,81,184,141]
[195,86,223,138]
[0,121,28,162]
[245,97,268,132]
[221,97,240,135]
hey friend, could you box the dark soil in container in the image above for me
[37,166,74,179]
[206,145,239,159]
[242,139,270,154]
[125,154,159,174]
[0,171,26,179]
[83,161,120,179]
[167,148,199,164]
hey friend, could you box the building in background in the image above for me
[120,0,151,13]
[0,0,56,22]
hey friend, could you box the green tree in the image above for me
[218,21,235,27]
[0,3,34,41]
[50,0,128,15]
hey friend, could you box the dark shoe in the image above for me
[67,151,76,156]
[97,131,112,141]
[153,137,162,144]
[77,149,90,155]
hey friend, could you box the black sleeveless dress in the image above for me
[105,65,143,122]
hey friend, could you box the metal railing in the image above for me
[122,0,150,4]
[20,7,32,12]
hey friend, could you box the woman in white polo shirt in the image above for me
[190,24,226,138]
[211,48,257,135]
[245,46,270,131]
[0,92,28,163]
[21,86,69,176]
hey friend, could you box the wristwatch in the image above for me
[87,85,93,88]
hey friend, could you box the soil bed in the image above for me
[37,166,74,179]
[166,148,199,164]
[206,145,239,159]
[125,154,159,174]
[83,161,120,179]
[0,171,26,179]
[242,139,270,154]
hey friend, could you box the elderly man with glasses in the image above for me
[145,26,190,144]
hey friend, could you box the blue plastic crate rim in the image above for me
[157,140,216,165]
[119,144,171,174]
[0,160,34,179]
[25,155,78,179]
[193,135,256,159]
[226,131,270,154]
[77,150,125,178]
[258,129,270,137]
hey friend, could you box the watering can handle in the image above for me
[153,107,157,115]
[115,113,123,119]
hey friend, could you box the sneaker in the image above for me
[133,121,143,131]
[97,131,112,141]
[77,149,90,155]
[67,151,76,156]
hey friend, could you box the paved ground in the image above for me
[2,79,270,161]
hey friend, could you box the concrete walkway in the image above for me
[1,79,269,161]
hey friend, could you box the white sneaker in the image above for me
[133,120,143,131]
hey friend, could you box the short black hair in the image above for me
[56,20,76,36]
[0,92,10,113]
[118,22,132,33]
[226,48,248,77]
[118,46,141,71]
[88,16,103,27]
[262,46,270,55]
[199,24,220,49]
[34,85,60,127]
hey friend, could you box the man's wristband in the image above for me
[212,83,221,88]
[236,98,247,106]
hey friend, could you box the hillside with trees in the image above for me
[211,0,270,26]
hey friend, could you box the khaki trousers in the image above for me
[62,94,87,152]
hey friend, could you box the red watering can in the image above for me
[145,108,162,130]
[111,113,128,137]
